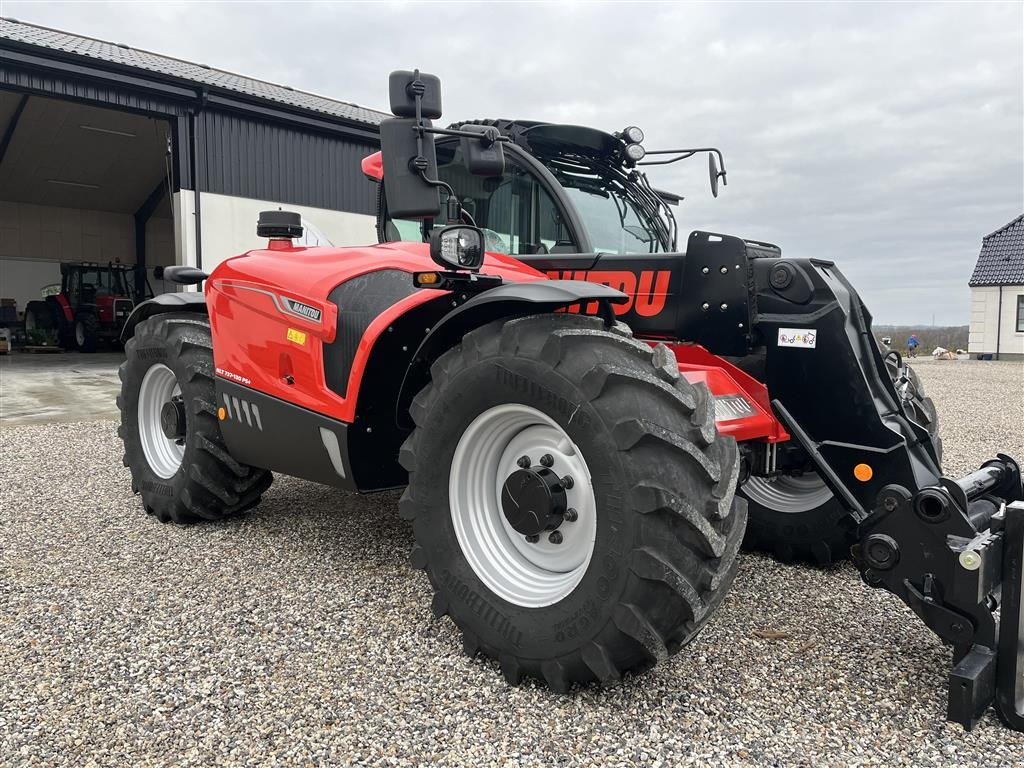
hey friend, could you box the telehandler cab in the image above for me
[118,70,1023,731]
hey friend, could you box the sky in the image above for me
[4,1,1022,325]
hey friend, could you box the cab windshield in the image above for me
[553,170,671,254]
[384,142,674,255]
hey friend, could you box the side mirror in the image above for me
[380,117,441,220]
[459,125,505,177]
[389,70,442,119]
[709,153,720,198]
[429,225,485,271]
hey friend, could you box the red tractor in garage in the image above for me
[116,71,1023,731]
[24,261,146,351]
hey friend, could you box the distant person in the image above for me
[907,334,919,358]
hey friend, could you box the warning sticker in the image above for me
[777,328,817,349]
[287,328,307,346]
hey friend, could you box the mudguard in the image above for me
[120,292,209,342]
[396,279,628,425]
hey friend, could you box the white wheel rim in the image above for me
[75,322,85,347]
[449,403,598,608]
[138,363,185,479]
[743,471,834,513]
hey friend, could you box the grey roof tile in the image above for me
[969,214,1024,286]
[0,18,388,127]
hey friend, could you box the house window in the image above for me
[1017,294,1024,332]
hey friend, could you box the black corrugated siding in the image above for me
[196,109,379,215]
[0,59,190,117]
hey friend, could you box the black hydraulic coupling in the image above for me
[853,455,1024,731]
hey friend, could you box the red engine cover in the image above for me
[206,241,544,423]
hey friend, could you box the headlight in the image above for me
[625,143,646,162]
[714,394,755,422]
[623,125,644,144]
[430,225,485,271]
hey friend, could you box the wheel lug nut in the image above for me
[517,456,532,469]
[540,454,554,467]
[548,531,563,545]
[561,475,574,489]
[525,534,540,543]
[564,508,578,522]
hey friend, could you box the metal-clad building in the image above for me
[0,17,387,309]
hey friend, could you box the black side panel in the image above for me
[324,270,418,397]
[216,379,355,490]
[121,292,208,342]
[752,257,942,517]
[677,231,752,356]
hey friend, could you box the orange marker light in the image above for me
[218,406,227,421]
[417,272,440,285]
[854,463,873,482]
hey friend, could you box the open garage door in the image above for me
[0,91,179,349]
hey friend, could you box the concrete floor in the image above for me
[0,351,123,425]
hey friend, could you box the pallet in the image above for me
[21,345,63,354]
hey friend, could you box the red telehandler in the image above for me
[117,71,1023,731]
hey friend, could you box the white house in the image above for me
[968,214,1024,360]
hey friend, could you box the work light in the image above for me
[625,143,646,162]
[622,125,644,144]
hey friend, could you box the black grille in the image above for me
[324,270,418,398]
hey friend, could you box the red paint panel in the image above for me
[362,151,384,182]
[664,342,790,444]
[206,241,546,422]
[55,294,73,322]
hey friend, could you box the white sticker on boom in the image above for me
[777,328,817,349]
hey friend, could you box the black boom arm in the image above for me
[686,231,1024,730]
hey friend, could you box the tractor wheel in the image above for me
[74,312,100,352]
[400,314,744,690]
[740,356,940,565]
[23,301,54,332]
[117,313,273,523]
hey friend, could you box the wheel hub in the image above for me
[160,397,186,441]
[501,466,567,536]
[449,404,598,608]
[138,363,186,479]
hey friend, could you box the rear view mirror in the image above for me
[389,70,442,119]
[459,125,506,177]
[380,118,441,220]
[709,153,720,198]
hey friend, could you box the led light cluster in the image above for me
[713,394,755,422]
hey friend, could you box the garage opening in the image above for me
[0,90,178,351]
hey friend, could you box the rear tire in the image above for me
[117,313,273,523]
[740,355,940,565]
[400,314,745,690]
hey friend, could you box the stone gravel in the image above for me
[1,358,1022,767]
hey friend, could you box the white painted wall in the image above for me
[968,284,1024,357]
[0,200,176,309]
[0,191,378,310]
[197,192,377,274]
[172,190,198,270]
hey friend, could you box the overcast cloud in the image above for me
[7,1,1021,324]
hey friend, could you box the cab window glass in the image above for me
[384,142,575,255]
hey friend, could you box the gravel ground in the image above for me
[1,358,1022,767]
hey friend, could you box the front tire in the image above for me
[74,312,99,352]
[400,314,745,690]
[117,313,273,523]
[741,354,941,564]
